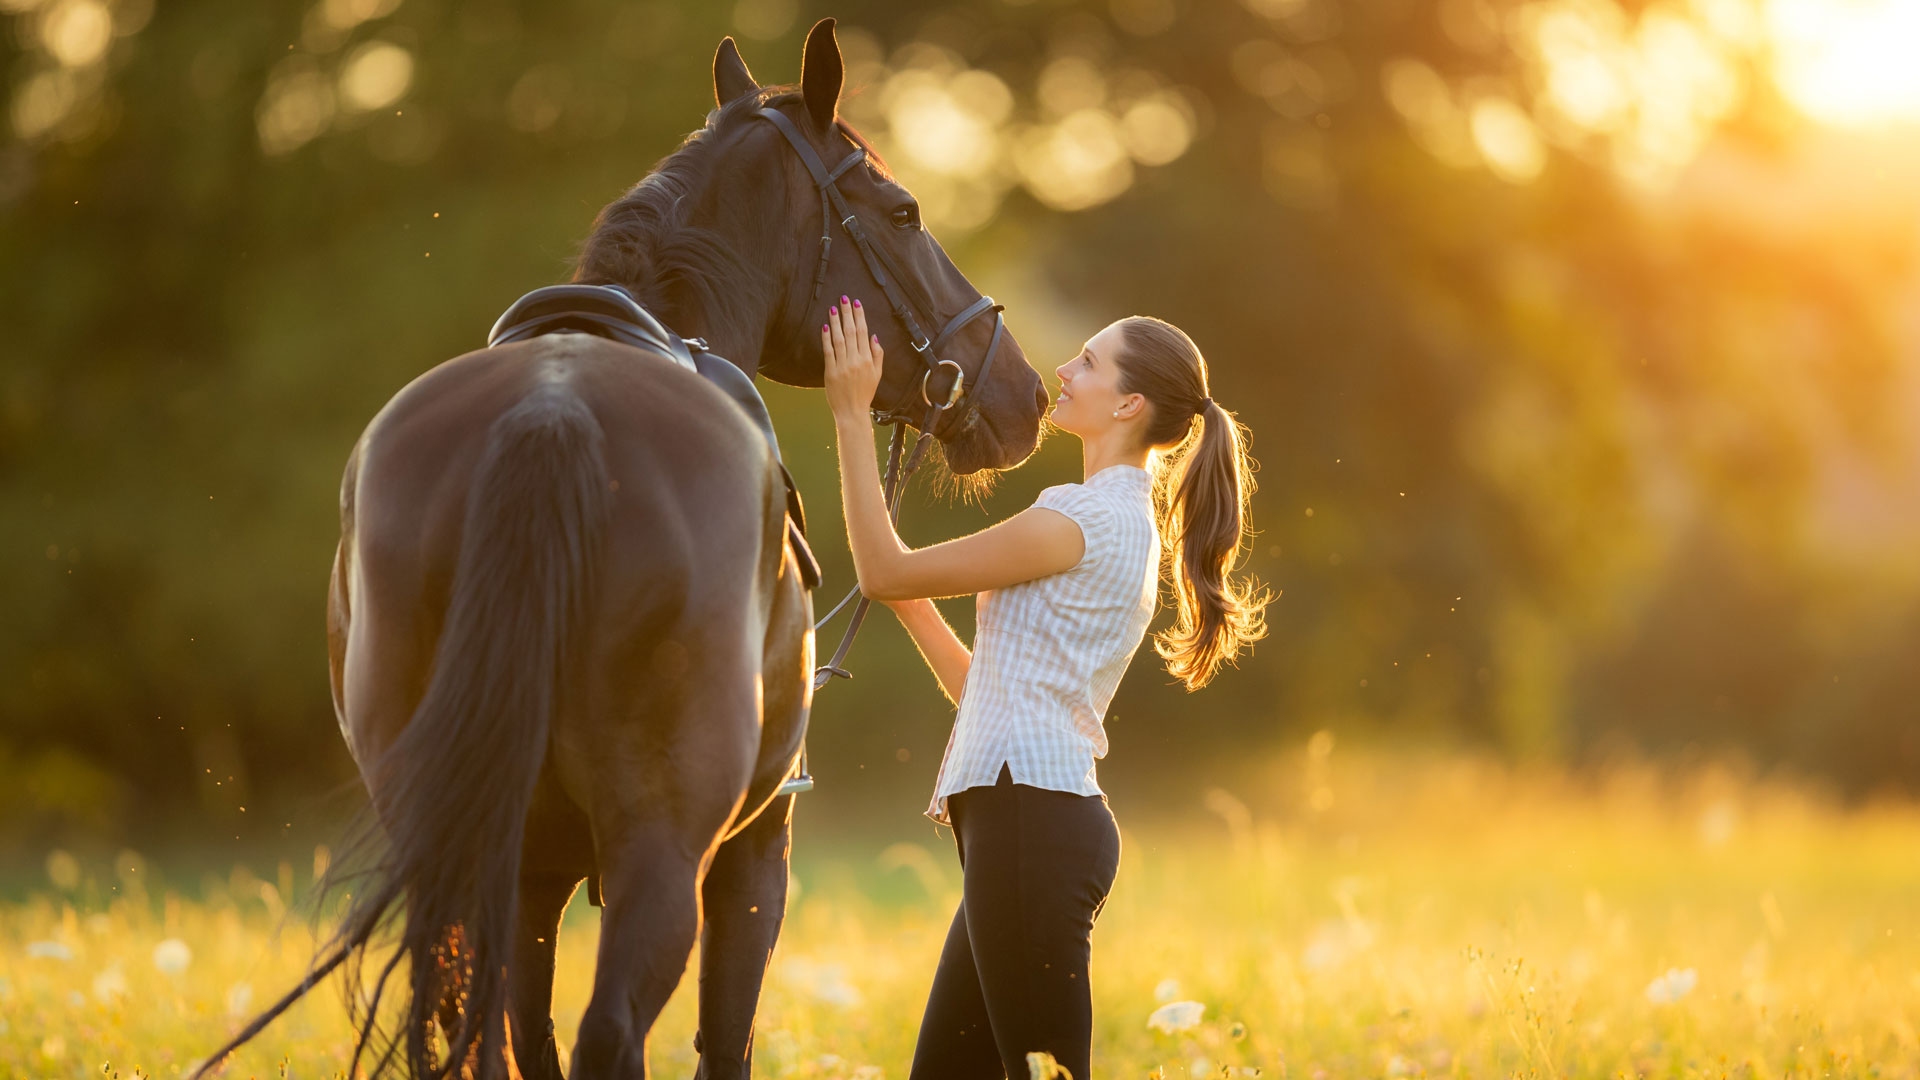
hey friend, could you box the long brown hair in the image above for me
[1115,316,1271,689]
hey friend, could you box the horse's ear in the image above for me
[714,36,759,108]
[799,17,842,133]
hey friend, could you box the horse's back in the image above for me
[337,333,785,770]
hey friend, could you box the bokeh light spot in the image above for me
[1037,56,1107,119]
[257,59,336,156]
[1471,96,1548,182]
[506,65,570,135]
[10,68,77,139]
[38,0,113,68]
[320,0,400,32]
[337,40,413,114]
[733,0,796,42]
[1121,95,1194,166]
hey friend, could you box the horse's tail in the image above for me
[198,384,609,1080]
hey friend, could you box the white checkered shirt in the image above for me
[925,463,1160,825]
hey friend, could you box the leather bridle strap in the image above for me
[754,106,1006,430]
[753,104,1000,695]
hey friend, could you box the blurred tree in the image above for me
[4,0,1917,845]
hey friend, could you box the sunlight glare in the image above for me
[1768,0,1920,126]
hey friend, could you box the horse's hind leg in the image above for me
[566,669,759,1077]
[693,794,794,1080]
[509,871,581,1080]
[569,821,710,1078]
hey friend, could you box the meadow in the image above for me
[4,742,1917,1079]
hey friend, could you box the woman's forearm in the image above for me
[888,599,972,706]
[833,414,910,595]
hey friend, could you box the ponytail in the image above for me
[1115,318,1271,689]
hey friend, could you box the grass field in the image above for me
[4,744,1917,1079]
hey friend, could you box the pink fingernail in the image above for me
[871,334,879,343]
[841,295,849,304]
[830,305,837,315]
[822,323,828,332]
[852,298,861,308]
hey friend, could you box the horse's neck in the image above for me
[687,303,772,374]
[631,250,784,375]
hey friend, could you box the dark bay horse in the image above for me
[203,19,1045,1080]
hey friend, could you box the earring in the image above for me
[1111,410,1120,418]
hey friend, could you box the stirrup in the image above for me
[776,747,814,795]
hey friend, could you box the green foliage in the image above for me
[3,0,1917,842]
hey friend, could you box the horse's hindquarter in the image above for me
[333,334,806,854]
[559,343,810,831]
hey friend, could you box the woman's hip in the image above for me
[950,764,1122,905]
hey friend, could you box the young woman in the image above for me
[820,297,1269,1079]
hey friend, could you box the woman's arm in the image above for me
[823,300,1085,602]
[884,598,971,705]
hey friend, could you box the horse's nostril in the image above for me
[1034,381,1049,413]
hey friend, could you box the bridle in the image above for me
[755,106,1007,435]
[753,104,1008,695]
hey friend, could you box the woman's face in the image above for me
[1049,321,1140,438]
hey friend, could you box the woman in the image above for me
[820,297,1269,1079]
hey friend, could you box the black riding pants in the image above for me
[909,762,1123,1080]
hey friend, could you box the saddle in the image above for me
[488,284,822,590]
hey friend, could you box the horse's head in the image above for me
[707,20,1047,476]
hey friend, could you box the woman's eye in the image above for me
[890,204,921,230]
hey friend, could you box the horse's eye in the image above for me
[890,204,921,230]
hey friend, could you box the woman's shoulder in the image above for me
[1032,479,1105,519]
[1032,468,1153,555]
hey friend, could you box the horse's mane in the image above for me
[573,87,889,341]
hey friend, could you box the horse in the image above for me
[201,19,1046,1080]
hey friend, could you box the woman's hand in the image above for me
[822,295,884,425]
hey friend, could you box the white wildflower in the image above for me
[1644,967,1697,1005]
[92,965,128,1003]
[152,937,192,975]
[1147,999,1206,1034]
[226,981,255,1016]
[1153,977,1182,1002]
[1302,918,1370,973]
[26,940,73,961]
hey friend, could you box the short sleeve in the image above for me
[1031,484,1108,573]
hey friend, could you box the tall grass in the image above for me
[4,744,1916,1078]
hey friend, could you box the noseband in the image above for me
[754,105,1008,696]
